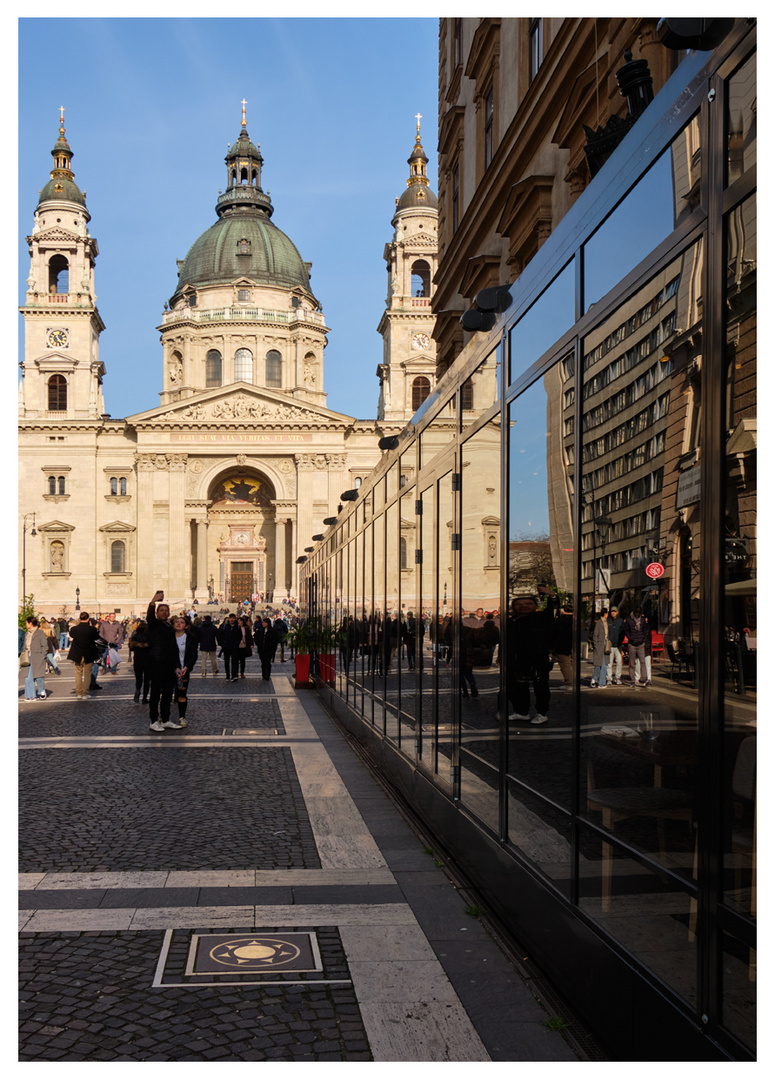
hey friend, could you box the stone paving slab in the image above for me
[19,928,369,1061]
[19,747,318,873]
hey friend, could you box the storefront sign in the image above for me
[676,465,701,508]
[645,562,665,579]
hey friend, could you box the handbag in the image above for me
[19,647,30,667]
[107,646,121,668]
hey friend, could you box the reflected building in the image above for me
[301,20,756,1062]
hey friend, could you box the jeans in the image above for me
[593,663,607,686]
[25,668,45,698]
[59,632,69,649]
[607,646,622,683]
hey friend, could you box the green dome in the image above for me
[37,176,86,207]
[173,211,313,300]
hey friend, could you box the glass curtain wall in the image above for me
[302,30,756,1059]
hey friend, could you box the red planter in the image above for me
[319,653,335,683]
[294,653,312,687]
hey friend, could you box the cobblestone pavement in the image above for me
[19,652,579,1062]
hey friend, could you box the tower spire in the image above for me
[407,113,430,190]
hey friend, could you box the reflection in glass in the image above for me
[721,931,756,1053]
[584,120,701,312]
[399,487,419,740]
[419,479,436,771]
[461,343,502,438]
[436,471,456,787]
[722,196,756,950]
[506,374,574,889]
[374,510,386,734]
[362,522,374,724]
[385,500,400,743]
[509,262,575,386]
[579,247,704,1008]
[727,52,756,184]
[459,415,502,833]
[577,826,697,1009]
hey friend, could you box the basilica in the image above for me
[19,108,438,613]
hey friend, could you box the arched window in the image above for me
[48,254,69,294]
[266,350,282,388]
[234,348,253,382]
[411,259,431,297]
[461,378,474,411]
[120,477,127,496]
[354,477,362,489]
[206,349,222,387]
[48,476,56,495]
[111,540,126,573]
[412,376,431,412]
[48,374,67,411]
[400,537,408,570]
[110,477,118,495]
[58,476,65,495]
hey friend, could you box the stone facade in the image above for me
[20,112,431,615]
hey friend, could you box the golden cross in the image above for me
[415,112,422,132]
[241,99,248,127]
[59,105,65,130]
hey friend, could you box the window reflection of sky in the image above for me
[509,387,551,539]
[510,262,575,386]
[584,150,675,311]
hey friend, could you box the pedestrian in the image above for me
[589,610,609,687]
[505,588,557,725]
[171,616,198,727]
[98,611,126,674]
[22,617,49,700]
[273,614,288,661]
[39,617,61,674]
[624,607,650,687]
[197,614,219,676]
[237,616,254,678]
[606,606,625,685]
[145,590,182,731]
[258,618,278,680]
[66,611,101,699]
[216,612,243,682]
[128,620,151,703]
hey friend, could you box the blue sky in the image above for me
[17,16,439,420]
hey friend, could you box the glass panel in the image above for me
[577,825,697,1008]
[460,342,502,438]
[509,261,575,385]
[459,414,502,834]
[362,523,374,724]
[399,486,419,740]
[506,372,574,887]
[436,470,456,788]
[722,195,756,930]
[373,509,386,733]
[419,402,456,471]
[727,52,756,184]
[387,462,399,503]
[721,930,756,1053]
[385,500,400,744]
[579,245,703,957]
[584,121,702,312]
[419,479,436,770]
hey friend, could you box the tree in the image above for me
[19,595,40,630]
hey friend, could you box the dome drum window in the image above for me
[206,349,222,387]
[266,350,282,388]
[48,374,67,411]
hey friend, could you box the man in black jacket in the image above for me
[146,590,180,731]
[197,615,219,676]
[216,612,243,682]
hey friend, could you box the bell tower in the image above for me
[20,109,105,419]
[376,115,438,422]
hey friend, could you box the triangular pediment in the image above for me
[99,520,136,533]
[32,226,78,244]
[127,383,355,427]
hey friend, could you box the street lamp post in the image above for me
[75,587,80,612]
[21,513,37,611]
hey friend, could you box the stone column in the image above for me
[135,454,157,599]
[274,517,287,598]
[195,518,208,600]
[168,454,188,597]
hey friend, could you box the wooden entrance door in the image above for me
[230,562,253,602]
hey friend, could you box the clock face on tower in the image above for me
[47,328,69,349]
[411,332,430,351]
